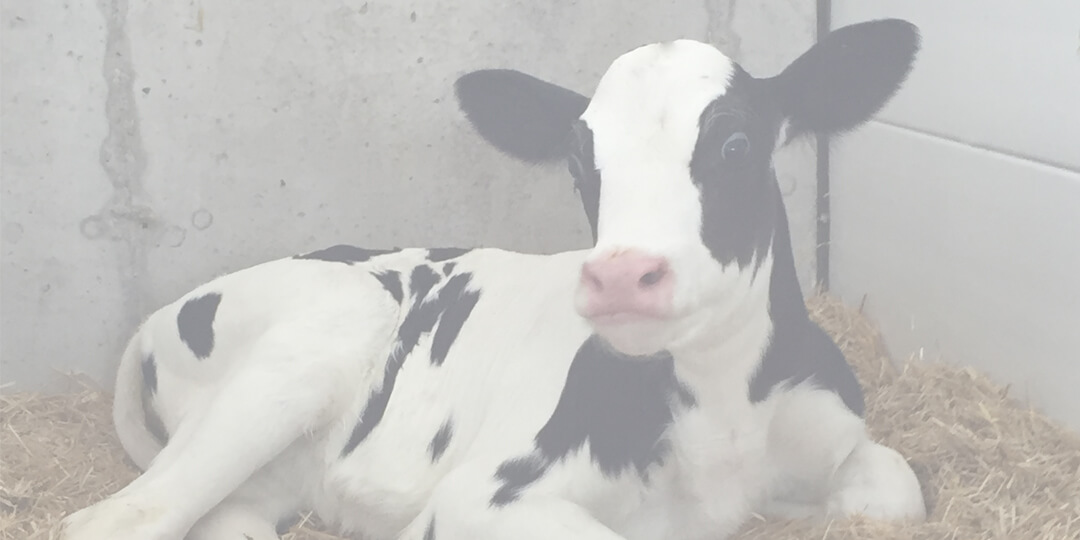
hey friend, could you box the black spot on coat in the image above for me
[536,336,683,476]
[139,354,169,447]
[691,69,780,272]
[429,283,480,366]
[141,353,158,394]
[676,383,697,408]
[409,265,441,305]
[429,418,453,462]
[373,270,404,304]
[293,244,400,265]
[490,455,549,506]
[342,272,481,456]
[750,319,865,416]
[491,336,689,505]
[177,293,222,360]
[748,198,865,416]
[423,516,436,540]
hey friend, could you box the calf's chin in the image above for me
[585,317,680,358]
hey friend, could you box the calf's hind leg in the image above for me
[185,441,313,540]
[59,327,368,540]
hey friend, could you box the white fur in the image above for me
[60,247,924,540]
[61,40,925,540]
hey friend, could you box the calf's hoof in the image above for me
[826,442,927,522]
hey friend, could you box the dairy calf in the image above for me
[61,19,925,540]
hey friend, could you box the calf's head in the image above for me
[457,20,919,356]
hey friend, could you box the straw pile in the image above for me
[2,294,1078,540]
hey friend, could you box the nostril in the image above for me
[581,265,604,292]
[589,273,604,291]
[639,267,666,287]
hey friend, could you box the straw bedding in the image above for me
[2,294,1078,540]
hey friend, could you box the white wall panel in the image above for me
[832,122,1080,430]
[833,1,1080,172]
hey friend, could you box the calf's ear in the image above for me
[769,18,921,142]
[455,69,591,164]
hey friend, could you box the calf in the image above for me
[61,19,925,540]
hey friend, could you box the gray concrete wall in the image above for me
[1,0,818,392]
[829,1,1080,430]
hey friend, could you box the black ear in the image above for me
[455,69,591,164]
[770,18,920,142]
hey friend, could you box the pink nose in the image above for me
[579,250,674,320]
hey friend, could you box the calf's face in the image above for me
[457,20,920,356]
[570,40,781,355]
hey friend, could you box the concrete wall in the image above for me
[829,1,1080,430]
[1,1,818,391]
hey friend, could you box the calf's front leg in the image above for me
[825,438,927,520]
[760,384,926,523]
[397,462,629,540]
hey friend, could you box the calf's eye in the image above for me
[721,132,750,162]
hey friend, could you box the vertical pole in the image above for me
[814,0,832,291]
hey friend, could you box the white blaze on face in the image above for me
[582,40,736,258]
[579,40,740,335]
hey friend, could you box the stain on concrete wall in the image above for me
[1,0,817,391]
[95,0,156,330]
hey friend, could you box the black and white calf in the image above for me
[61,19,924,540]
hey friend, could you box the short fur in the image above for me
[61,19,924,540]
